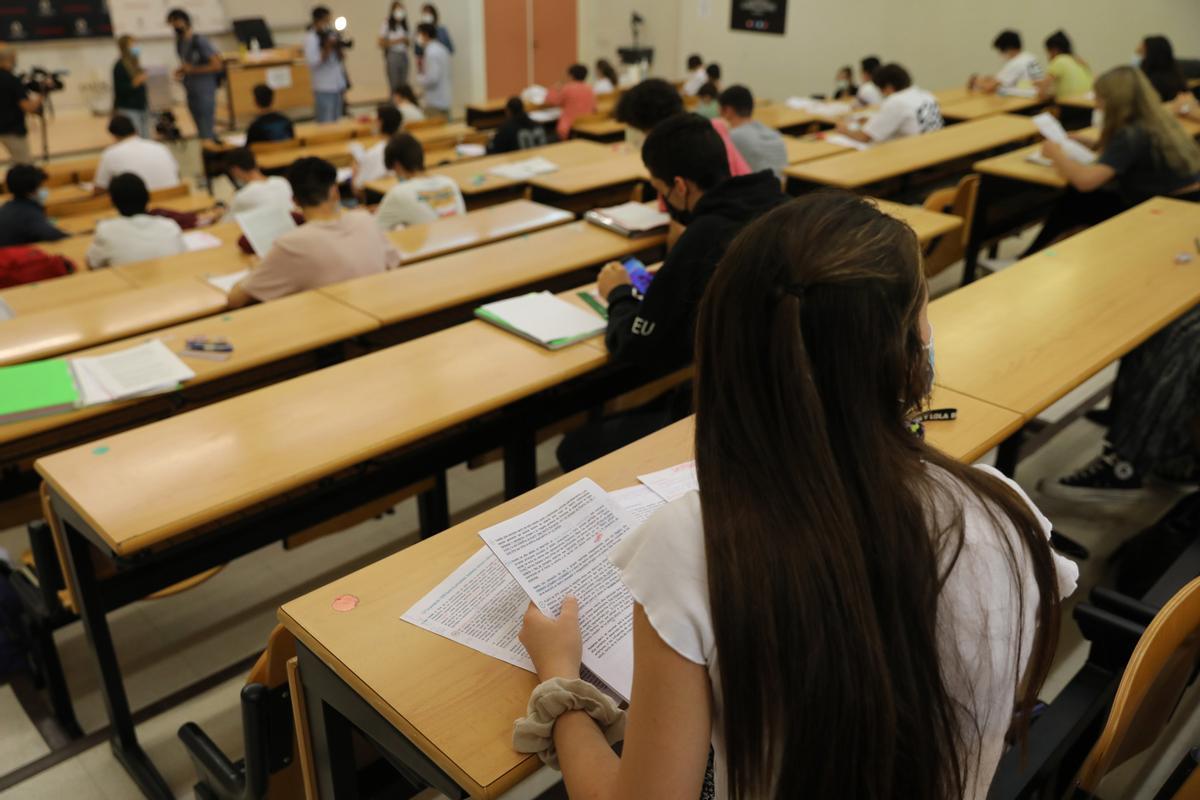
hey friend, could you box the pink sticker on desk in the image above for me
[331,594,359,612]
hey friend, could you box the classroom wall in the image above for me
[579,0,1200,102]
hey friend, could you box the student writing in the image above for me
[1036,30,1091,100]
[837,63,943,144]
[522,191,1077,800]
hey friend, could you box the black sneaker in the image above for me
[1039,450,1147,502]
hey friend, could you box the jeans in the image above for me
[116,107,151,138]
[186,89,216,140]
[314,91,344,123]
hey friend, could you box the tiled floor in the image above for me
[0,216,1193,798]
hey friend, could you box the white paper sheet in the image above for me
[479,478,638,701]
[1030,113,1097,164]
[589,201,669,232]
[637,461,698,502]
[785,97,853,117]
[401,546,535,671]
[610,484,667,525]
[235,204,298,257]
[822,132,871,151]
[181,230,223,252]
[476,291,605,347]
[70,340,195,406]
[488,157,559,180]
[998,86,1039,98]
[455,142,486,157]
[205,269,250,294]
[528,108,562,123]
[224,132,247,148]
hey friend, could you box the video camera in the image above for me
[20,66,67,95]
[321,27,353,50]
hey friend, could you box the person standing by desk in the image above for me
[414,22,451,118]
[167,9,222,142]
[0,45,42,164]
[379,1,410,94]
[306,6,350,123]
[112,35,150,138]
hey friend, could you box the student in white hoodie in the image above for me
[226,148,293,216]
[837,63,943,144]
[87,173,185,267]
[972,30,1044,93]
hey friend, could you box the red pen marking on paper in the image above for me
[331,594,359,612]
[594,532,604,542]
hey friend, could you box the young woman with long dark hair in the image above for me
[519,192,1077,799]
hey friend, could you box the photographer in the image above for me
[167,9,222,142]
[0,46,42,164]
[305,6,349,123]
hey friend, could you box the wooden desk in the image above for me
[0,269,133,316]
[321,220,665,326]
[785,135,853,164]
[1057,93,1095,110]
[1,156,98,190]
[974,143,1067,189]
[931,197,1200,419]
[527,152,648,212]
[871,199,963,243]
[753,102,829,133]
[365,140,616,207]
[571,118,626,142]
[939,93,1043,121]
[54,194,220,237]
[223,50,312,125]
[0,280,227,366]
[390,200,573,263]
[256,138,376,171]
[784,114,1038,192]
[41,183,97,214]
[114,244,255,288]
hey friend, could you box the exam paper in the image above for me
[1032,112,1097,164]
[638,461,698,502]
[488,157,559,180]
[479,478,638,701]
[181,230,223,252]
[609,484,667,524]
[477,291,606,347]
[205,269,250,294]
[71,340,195,406]
[235,204,298,257]
[822,132,871,151]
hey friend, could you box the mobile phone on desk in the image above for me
[622,257,654,294]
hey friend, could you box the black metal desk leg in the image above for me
[503,429,537,500]
[60,520,173,800]
[995,429,1025,477]
[417,472,449,538]
[961,175,994,287]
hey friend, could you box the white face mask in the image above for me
[421,12,434,23]
[1132,54,1142,68]
[392,9,404,20]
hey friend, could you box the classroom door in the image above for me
[531,0,577,88]
[484,0,531,100]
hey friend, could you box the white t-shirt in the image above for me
[610,463,1078,800]
[593,78,614,95]
[94,137,181,191]
[375,175,466,230]
[996,52,1045,88]
[856,80,883,107]
[86,214,185,267]
[353,141,389,189]
[231,176,293,216]
[378,20,409,51]
[682,67,709,96]
[398,100,426,123]
[863,86,945,142]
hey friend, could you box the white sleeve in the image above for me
[376,187,434,230]
[85,230,110,268]
[995,58,1023,87]
[93,153,113,190]
[863,97,904,142]
[304,32,323,68]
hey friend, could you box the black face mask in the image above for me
[664,184,694,226]
[173,27,185,39]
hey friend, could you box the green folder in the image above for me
[0,358,80,424]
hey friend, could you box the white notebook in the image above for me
[584,201,669,237]
[71,340,196,407]
[475,291,606,349]
[235,204,297,257]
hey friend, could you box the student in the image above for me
[353,104,404,189]
[556,114,785,470]
[419,3,453,53]
[379,1,410,93]
[1138,35,1187,103]
[545,64,596,140]
[524,193,1075,800]
[834,64,857,100]
[245,85,296,145]
[94,114,180,191]
[836,63,943,144]
[167,8,222,141]
[112,35,149,138]
[86,173,185,268]
[704,63,721,92]
[393,83,426,122]
[615,79,750,177]
[226,148,294,215]
[415,22,452,117]
[593,58,619,95]
[1024,66,1200,256]
[694,82,720,119]
[487,97,547,153]
[717,85,787,178]
[229,157,400,307]
[973,30,1044,93]
[375,132,465,229]
[1036,30,1091,100]
[0,164,67,246]
[856,55,883,106]
[682,53,707,96]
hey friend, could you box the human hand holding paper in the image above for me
[520,595,583,682]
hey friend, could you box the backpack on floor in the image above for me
[0,246,74,289]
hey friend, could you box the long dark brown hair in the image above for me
[693,192,1062,799]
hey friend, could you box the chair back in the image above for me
[920,173,979,277]
[403,117,443,132]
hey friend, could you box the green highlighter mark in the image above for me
[93,446,110,455]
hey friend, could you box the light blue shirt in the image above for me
[418,39,452,110]
[304,29,348,93]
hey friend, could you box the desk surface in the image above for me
[36,320,608,556]
[0,291,378,447]
[0,279,228,366]
[939,93,1042,121]
[366,140,616,198]
[526,151,647,195]
[0,269,134,316]
[1057,93,1095,110]
[55,195,219,237]
[785,136,853,164]
[785,114,1038,189]
[973,143,1067,189]
[114,243,255,288]
[390,200,573,263]
[322,219,665,325]
[571,118,626,138]
[930,197,1200,418]
[204,119,376,154]
[871,199,964,243]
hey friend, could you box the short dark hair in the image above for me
[873,63,912,92]
[705,63,721,80]
[641,113,729,191]
[384,132,425,173]
[687,54,703,70]
[505,96,527,118]
[861,56,881,76]
[252,84,274,109]
[287,156,338,207]
[110,172,149,216]
[993,30,1022,52]
[717,85,753,117]
[311,5,330,23]
[417,22,438,40]
[377,104,403,135]
[567,63,587,82]
[6,164,45,198]
[108,114,136,138]
[615,78,684,132]
[225,147,257,173]
[165,8,190,25]
[1044,30,1072,55]
[697,81,719,100]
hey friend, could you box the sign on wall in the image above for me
[0,0,112,41]
[730,0,787,35]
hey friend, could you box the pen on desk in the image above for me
[1194,236,1199,254]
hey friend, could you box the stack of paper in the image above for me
[488,157,559,180]
[637,461,698,502]
[0,359,79,424]
[584,201,669,237]
[475,291,606,349]
[235,204,298,257]
[71,340,196,407]
[181,230,223,252]
[205,269,250,294]
[455,142,486,158]
[1029,112,1097,165]
[822,132,871,151]
[786,97,853,117]
[224,132,248,147]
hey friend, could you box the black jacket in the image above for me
[605,170,786,373]
[0,197,67,247]
[246,111,296,145]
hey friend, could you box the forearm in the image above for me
[554,711,622,800]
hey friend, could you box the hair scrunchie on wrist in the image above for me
[512,677,627,768]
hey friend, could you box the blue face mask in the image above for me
[130,46,141,57]
[1132,54,1142,68]
[924,325,935,394]
[35,187,49,205]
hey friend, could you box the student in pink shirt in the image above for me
[545,63,597,140]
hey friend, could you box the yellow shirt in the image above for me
[1047,54,1092,98]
